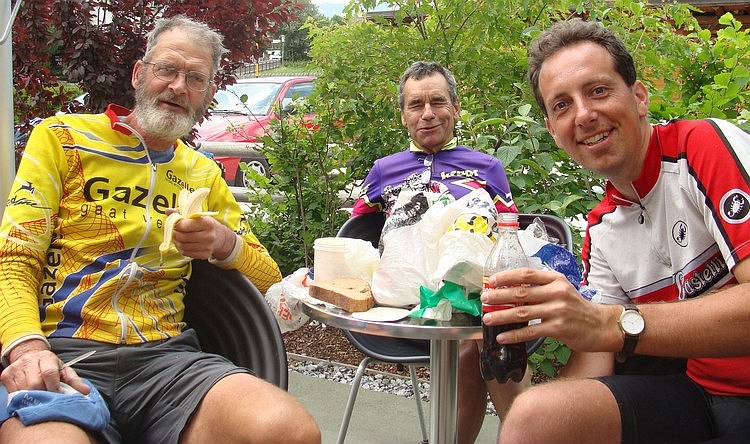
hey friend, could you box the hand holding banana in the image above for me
[159,188,218,256]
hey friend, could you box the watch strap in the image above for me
[616,303,640,362]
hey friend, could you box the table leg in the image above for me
[430,338,460,444]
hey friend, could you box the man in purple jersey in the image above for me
[352,61,519,444]
[352,62,516,218]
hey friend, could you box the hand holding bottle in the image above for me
[482,266,618,354]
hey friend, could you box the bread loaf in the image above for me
[309,277,375,313]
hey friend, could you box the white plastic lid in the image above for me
[313,237,349,252]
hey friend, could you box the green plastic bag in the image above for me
[409,281,481,319]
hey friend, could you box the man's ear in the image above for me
[633,80,650,118]
[132,60,144,90]
[208,81,218,101]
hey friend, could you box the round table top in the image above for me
[301,301,482,341]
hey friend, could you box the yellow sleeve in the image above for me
[0,118,65,357]
[202,167,282,294]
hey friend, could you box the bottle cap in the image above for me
[497,212,519,227]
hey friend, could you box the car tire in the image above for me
[235,158,270,187]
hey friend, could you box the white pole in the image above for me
[1,0,20,219]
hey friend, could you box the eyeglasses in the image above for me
[142,60,213,92]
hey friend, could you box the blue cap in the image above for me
[0,379,109,430]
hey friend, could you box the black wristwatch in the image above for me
[616,303,644,362]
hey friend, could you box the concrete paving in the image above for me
[288,371,501,444]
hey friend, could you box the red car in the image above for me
[194,75,316,186]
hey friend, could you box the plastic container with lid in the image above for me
[313,237,351,282]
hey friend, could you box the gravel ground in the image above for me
[282,320,498,415]
[288,358,432,400]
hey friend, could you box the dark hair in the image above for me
[143,15,227,76]
[398,61,458,110]
[527,18,637,116]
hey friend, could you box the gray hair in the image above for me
[527,18,637,117]
[398,61,458,110]
[143,15,227,75]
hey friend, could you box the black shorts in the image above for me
[49,329,248,444]
[596,373,750,444]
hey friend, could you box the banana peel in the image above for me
[159,188,218,255]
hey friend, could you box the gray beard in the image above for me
[133,87,208,141]
[137,106,194,140]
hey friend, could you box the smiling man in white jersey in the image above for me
[482,18,750,444]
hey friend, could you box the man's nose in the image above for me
[421,104,436,119]
[575,100,597,126]
[168,72,190,93]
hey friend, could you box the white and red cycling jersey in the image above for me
[583,118,750,396]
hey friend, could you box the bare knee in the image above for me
[505,386,543,420]
[0,418,98,444]
[183,374,320,444]
[253,395,321,444]
[499,386,557,444]
[500,379,620,444]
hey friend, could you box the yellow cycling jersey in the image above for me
[0,105,281,359]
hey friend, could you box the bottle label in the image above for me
[482,302,514,313]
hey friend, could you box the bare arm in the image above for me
[482,261,750,358]
[635,262,750,358]
[559,351,615,379]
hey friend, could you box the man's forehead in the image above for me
[403,82,451,102]
[405,88,449,98]
[151,29,213,67]
[539,43,616,96]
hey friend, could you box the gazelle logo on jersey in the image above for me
[720,189,750,224]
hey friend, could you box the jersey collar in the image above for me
[104,103,180,151]
[409,137,458,153]
[606,125,661,206]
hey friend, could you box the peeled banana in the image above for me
[159,187,218,254]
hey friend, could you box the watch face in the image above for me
[621,310,645,335]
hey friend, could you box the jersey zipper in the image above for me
[110,121,159,343]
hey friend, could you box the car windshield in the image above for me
[212,82,282,116]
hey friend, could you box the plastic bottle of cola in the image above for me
[480,212,528,383]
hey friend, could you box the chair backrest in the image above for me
[184,260,289,390]
[336,212,386,248]
[518,213,574,253]
[338,211,574,254]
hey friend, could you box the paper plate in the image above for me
[351,307,411,322]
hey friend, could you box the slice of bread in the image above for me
[309,277,375,313]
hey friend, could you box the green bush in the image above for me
[240,100,359,276]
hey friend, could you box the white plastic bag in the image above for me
[371,189,497,307]
[264,267,310,333]
[336,238,380,283]
[371,220,439,306]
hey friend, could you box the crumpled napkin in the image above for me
[409,281,481,321]
[0,378,110,430]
